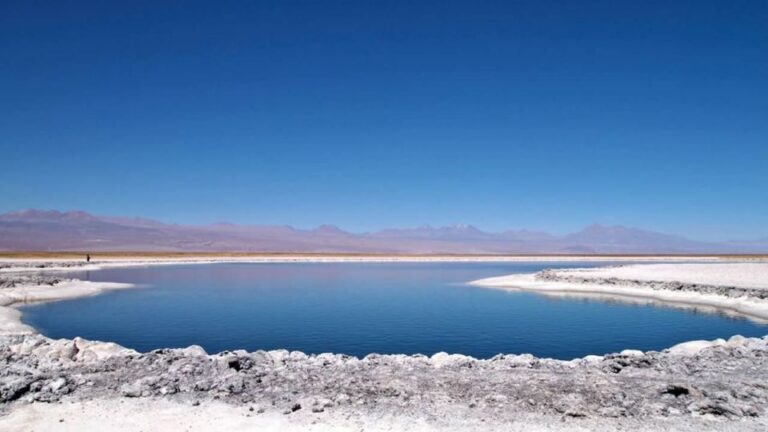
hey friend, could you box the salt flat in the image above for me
[554,263,768,290]
[472,262,768,321]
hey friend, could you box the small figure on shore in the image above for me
[86,254,91,263]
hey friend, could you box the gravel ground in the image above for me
[1,333,768,430]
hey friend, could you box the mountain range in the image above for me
[0,209,765,254]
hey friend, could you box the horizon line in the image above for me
[1,208,766,244]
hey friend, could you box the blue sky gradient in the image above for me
[1,1,766,240]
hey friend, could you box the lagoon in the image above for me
[19,262,768,359]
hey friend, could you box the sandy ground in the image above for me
[2,397,762,432]
[2,256,768,431]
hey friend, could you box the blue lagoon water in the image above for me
[19,262,768,359]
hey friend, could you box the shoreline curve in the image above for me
[2,257,766,361]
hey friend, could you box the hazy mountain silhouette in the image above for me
[0,209,765,254]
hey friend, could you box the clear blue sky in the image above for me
[1,1,766,240]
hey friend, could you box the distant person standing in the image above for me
[86,254,91,263]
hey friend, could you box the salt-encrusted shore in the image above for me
[0,273,134,335]
[0,253,728,274]
[471,262,768,321]
[2,257,768,431]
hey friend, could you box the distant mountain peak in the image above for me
[312,224,348,235]
[1,209,99,221]
[450,223,481,232]
[370,224,490,240]
[576,223,678,237]
[209,222,237,228]
[580,223,625,232]
[6,209,61,218]
[63,210,99,220]
[0,208,764,253]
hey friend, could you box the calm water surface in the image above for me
[19,262,768,359]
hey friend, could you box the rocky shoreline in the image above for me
[2,332,768,429]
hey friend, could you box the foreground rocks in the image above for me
[2,333,767,428]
